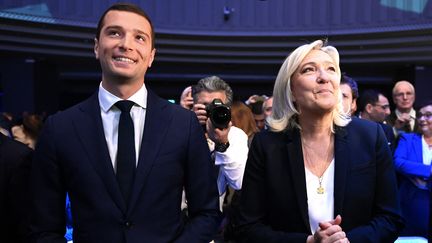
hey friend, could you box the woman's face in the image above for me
[418,105,432,136]
[291,49,339,115]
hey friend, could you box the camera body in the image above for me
[205,99,231,129]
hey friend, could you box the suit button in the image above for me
[125,221,132,228]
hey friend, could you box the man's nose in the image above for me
[385,108,391,116]
[119,34,133,51]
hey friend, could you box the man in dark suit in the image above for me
[0,133,33,243]
[357,89,396,152]
[29,3,220,243]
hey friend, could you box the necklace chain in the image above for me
[302,135,333,194]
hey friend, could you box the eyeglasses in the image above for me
[373,104,390,110]
[418,112,432,120]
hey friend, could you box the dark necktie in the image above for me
[115,100,136,204]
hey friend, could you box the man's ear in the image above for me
[94,38,99,59]
[365,103,373,113]
[351,99,357,113]
[147,48,156,68]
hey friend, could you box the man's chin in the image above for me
[110,73,139,83]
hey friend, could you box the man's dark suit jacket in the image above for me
[30,90,221,243]
[0,133,33,243]
[379,122,396,153]
[234,118,404,243]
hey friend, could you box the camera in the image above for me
[205,99,231,129]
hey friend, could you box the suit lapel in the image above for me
[128,90,172,214]
[74,93,127,213]
[333,127,349,217]
[286,128,310,232]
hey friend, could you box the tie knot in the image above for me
[115,100,135,112]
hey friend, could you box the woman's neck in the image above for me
[298,112,333,139]
[424,134,432,145]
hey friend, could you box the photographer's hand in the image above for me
[207,119,231,144]
[180,86,194,110]
[192,103,208,126]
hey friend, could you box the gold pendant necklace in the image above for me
[301,133,333,195]
[317,175,324,194]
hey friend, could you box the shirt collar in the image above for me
[395,108,416,119]
[98,82,148,112]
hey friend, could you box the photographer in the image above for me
[192,76,248,200]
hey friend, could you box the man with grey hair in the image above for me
[192,76,248,203]
[386,80,417,135]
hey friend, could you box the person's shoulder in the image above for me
[398,132,420,141]
[162,99,195,120]
[0,134,32,162]
[49,92,97,120]
[148,89,190,113]
[342,117,383,142]
[254,128,288,143]
[347,117,380,132]
[230,126,247,137]
[379,122,392,130]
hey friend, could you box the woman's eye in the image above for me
[301,67,314,73]
[328,66,336,72]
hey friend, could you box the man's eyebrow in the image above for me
[134,29,150,38]
[104,25,122,30]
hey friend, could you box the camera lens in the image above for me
[211,106,231,129]
[206,98,231,129]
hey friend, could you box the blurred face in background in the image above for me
[263,97,273,118]
[340,83,356,115]
[194,91,227,126]
[253,113,265,130]
[393,82,415,112]
[418,105,432,136]
[368,94,391,122]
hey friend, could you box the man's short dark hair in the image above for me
[358,89,381,112]
[340,74,359,100]
[249,101,264,115]
[192,76,233,107]
[96,2,155,49]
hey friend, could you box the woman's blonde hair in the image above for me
[267,39,351,132]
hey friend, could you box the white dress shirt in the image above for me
[212,126,249,195]
[98,83,147,172]
[181,126,248,212]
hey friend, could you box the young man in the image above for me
[340,74,359,115]
[30,3,220,243]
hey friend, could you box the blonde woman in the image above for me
[234,40,403,242]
